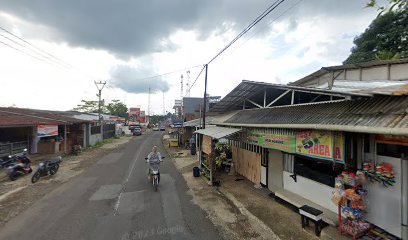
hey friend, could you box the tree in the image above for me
[343,7,408,64]
[366,0,407,14]
[72,99,128,117]
[73,100,102,113]
[106,100,128,117]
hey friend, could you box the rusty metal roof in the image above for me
[217,95,408,135]
[0,107,88,127]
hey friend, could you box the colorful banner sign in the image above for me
[129,107,141,123]
[246,131,295,152]
[37,125,58,137]
[140,111,146,123]
[295,130,344,162]
[202,135,212,155]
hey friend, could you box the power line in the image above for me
[0,26,73,69]
[184,65,206,97]
[0,32,70,69]
[207,0,286,65]
[0,39,52,63]
[131,64,202,81]
[221,0,303,59]
[0,25,95,79]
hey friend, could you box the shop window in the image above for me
[377,143,408,158]
[294,156,344,187]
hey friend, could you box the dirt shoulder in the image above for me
[0,136,132,227]
[165,143,279,240]
[164,139,345,240]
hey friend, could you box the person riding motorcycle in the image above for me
[146,146,162,182]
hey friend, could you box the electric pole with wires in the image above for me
[95,80,106,127]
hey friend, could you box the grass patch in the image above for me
[90,138,114,149]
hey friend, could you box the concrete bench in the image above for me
[299,205,324,236]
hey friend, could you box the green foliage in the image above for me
[366,0,407,14]
[149,114,169,125]
[73,100,102,113]
[90,138,114,149]
[344,7,408,64]
[214,143,231,168]
[106,100,128,117]
[73,99,128,117]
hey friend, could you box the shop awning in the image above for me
[194,126,241,139]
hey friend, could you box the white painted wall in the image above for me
[261,166,267,185]
[89,133,103,146]
[283,171,337,213]
[362,66,388,81]
[268,149,283,189]
[390,63,408,80]
[364,154,402,238]
[345,69,360,80]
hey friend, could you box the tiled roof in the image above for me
[0,107,88,127]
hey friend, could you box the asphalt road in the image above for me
[0,132,221,240]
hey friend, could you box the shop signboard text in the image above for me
[295,130,344,162]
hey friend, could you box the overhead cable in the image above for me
[207,0,286,65]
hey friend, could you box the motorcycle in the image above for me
[1,155,17,168]
[145,156,165,191]
[31,156,62,183]
[6,149,32,181]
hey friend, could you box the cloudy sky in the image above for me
[0,0,384,114]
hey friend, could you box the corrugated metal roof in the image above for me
[184,111,239,127]
[194,126,241,139]
[218,95,408,135]
[210,80,369,113]
[314,80,408,95]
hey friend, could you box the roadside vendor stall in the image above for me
[195,126,241,184]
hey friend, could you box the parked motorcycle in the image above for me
[0,155,16,168]
[145,156,165,191]
[31,156,62,183]
[6,149,32,181]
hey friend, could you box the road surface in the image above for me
[0,132,221,240]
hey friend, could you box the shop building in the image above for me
[204,60,408,238]
[0,107,90,156]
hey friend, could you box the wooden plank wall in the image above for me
[232,145,261,184]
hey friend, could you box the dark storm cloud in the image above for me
[111,65,170,94]
[0,0,377,58]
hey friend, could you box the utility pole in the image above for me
[94,80,106,126]
[202,64,208,129]
[180,74,184,99]
[186,70,191,97]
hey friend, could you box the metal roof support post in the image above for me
[202,64,208,130]
[291,90,295,105]
[246,98,263,108]
[243,100,246,109]
[263,88,266,107]
[266,89,291,107]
